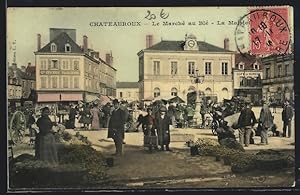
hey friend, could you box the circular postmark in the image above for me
[234,9,291,57]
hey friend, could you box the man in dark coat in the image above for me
[68,104,77,129]
[259,101,273,144]
[237,102,257,147]
[108,99,126,156]
[282,100,293,138]
[144,108,155,136]
[155,106,172,151]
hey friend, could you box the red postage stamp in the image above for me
[249,7,290,55]
[235,7,291,56]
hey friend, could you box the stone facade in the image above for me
[138,34,235,103]
[34,29,116,103]
[261,54,294,102]
[233,53,263,104]
[116,82,139,102]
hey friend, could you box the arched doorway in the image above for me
[188,86,196,93]
[205,87,212,95]
[153,87,160,98]
[277,87,282,101]
[222,87,229,100]
[284,87,291,101]
[171,87,178,96]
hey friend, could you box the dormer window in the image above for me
[65,43,71,53]
[51,43,57,52]
[239,63,245,70]
[253,63,259,70]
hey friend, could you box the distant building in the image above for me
[116,82,139,102]
[34,28,116,105]
[19,62,36,98]
[261,54,294,102]
[233,53,263,104]
[7,62,36,100]
[7,64,22,100]
[137,34,235,103]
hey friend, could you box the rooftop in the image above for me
[235,53,263,70]
[116,82,139,88]
[37,32,83,53]
[143,40,232,52]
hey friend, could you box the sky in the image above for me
[7,7,294,82]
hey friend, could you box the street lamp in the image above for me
[190,69,205,127]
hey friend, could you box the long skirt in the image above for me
[35,133,58,164]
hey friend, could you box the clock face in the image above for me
[187,40,196,48]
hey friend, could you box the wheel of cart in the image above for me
[9,111,27,144]
[8,110,27,160]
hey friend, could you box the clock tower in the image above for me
[184,33,198,51]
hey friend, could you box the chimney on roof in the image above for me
[106,52,113,66]
[224,38,229,50]
[94,51,99,59]
[146,35,153,48]
[106,53,111,65]
[37,34,41,51]
[83,35,88,53]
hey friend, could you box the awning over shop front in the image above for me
[61,93,83,101]
[85,94,99,103]
[37,93,60,102]
[99,95,111,105]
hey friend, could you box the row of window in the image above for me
[8,88,22,98]
[239,77,262,87]
[41,77,79,89]
[51,43,71,53]
[152,87,228,98]
[40,60,79,70]
[119,91,139,98]
[238,63,260,70]
[21,80,35,89]
[265,64,291,79]
[152,61,229,75]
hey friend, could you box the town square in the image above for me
[6,6,296,190]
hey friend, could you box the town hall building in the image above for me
[137,34,235,103]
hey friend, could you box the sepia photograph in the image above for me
[6,5,296,190]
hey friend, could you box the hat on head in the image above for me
[160,106,167,112]
[112,99,119,104]
[41,107,50,113]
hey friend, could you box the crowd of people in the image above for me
[16,95,294,162]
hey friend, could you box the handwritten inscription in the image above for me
[145,9,169,20]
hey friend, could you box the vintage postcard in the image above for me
[6,6,296,191]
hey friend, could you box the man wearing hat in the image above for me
[108,99,126,156]
[258,100,273,145]
[282,100,293,138]
[237,102,257,147]
[155,106,172,151]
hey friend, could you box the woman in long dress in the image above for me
[35,107,58,164]
[90,103,101,130]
